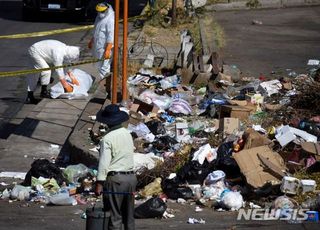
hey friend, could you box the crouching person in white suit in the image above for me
[26,39,80,104]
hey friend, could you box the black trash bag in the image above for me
[134,197,167,219]
[215,141,241,179]
[240,87,255,95]
[161,178,193,200]
[22,159,68,186]
[145,120,166,135]
[152,135,178,151]
[176,160,213,184]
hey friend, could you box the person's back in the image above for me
[95,104,137,230]
[29,40,66,63]
[103,127,134,170]
[26,39,80,103]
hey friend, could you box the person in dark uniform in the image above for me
[95,104,137,230]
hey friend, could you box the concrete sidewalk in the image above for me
[206,0,320,11]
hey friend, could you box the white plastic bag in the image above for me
[48,192,77,206]
[11,185,32,201]
[63,163,90,184]
[138,89,172,110]
[192,144,217,164]
[50,68,93,99]
[221,191,243,210]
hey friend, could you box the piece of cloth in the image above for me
[98,125,136,230]
[27,40,80,91]
[91,4,114,79]
[97,126,135,181]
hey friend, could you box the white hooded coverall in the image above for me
[92,4,115,79]
[27,40,80,91]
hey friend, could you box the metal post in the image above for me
[122,0,128,101]
[112,0,120,104]
[171,0,177,26]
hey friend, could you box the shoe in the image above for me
[26,97,41,104]
[26,91,40,104]
[40,89,51,98]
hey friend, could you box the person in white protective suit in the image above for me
[88,2,114,79]
[26,40,80,104]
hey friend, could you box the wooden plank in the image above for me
[211,52,221,75]
[193,53,199,72]
[199,54,205,72]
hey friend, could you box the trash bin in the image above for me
[86,206,110,230]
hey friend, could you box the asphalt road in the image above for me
[214,6,320,78]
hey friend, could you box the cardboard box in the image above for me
[219,105,252,121]
[228,100,248,106]
[220,118,240,135]
[233,146,285,188]
[132,99,159,114]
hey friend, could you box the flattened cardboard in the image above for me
[233,146,285,188]
[243,129,271,149]
[301,142,320,155]
[258,153,285,178]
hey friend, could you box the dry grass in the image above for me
[136,144,192,189]
[202,16,226,49]
[127,60,142,76]
[293,170,320,204]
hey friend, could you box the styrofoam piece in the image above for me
[280,176,300,195]
[300,180,316,194]
[289,127,317,143]
[275,125,296,147]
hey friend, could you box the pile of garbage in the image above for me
[0,159,95,206]
[1,59,320,221]
[120,62,320,219]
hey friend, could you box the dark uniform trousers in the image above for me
[103,173,137,230]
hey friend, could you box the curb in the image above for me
[67,81,110,168]
[205,0,320,11]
